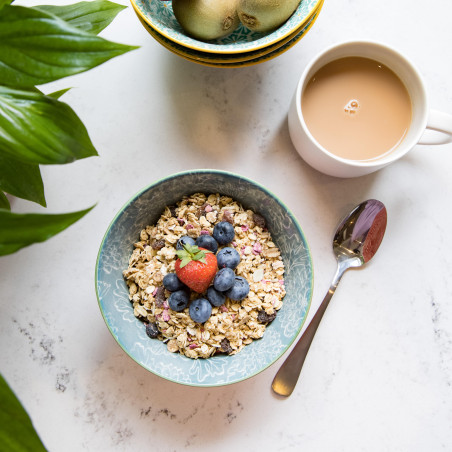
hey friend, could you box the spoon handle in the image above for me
[271,263,346,397]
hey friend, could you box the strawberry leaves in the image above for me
[175,245,218,293]
[176,244,212,268]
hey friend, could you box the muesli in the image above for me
[122,193,285,359]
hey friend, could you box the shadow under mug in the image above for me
[288,40,452,178]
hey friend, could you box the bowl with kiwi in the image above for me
[135,1,323,67]
[130,0,322,54]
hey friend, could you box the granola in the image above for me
[122,193,286,359]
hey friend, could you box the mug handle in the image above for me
[418,109,452,145]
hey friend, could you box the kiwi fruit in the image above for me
[172,0,240,41]
[237,0,301,33]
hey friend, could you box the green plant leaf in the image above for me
[46,87,71,100]
[0,86,98,165]
[35,1,127,35]
[0,191,10,210]
[0,5,138,88]
[0,206,94,256]
[0,152,46,206]
[0,243,25,255]
[0,0,13,11]
[0,373,47,451]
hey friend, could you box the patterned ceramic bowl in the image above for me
[136,0,323,66]
[130,0,322,54]
[96,170,313,387]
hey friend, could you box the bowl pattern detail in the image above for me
[96,170,313,387]
[132,0,321,53]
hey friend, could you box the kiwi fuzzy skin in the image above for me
[172,0,240,41]
[237,0,301,33]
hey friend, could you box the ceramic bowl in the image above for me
[146,0,323,68]
[130,0,322,54]
[136,0,323,66]
[95,170,313,387]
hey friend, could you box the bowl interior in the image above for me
[131,0,321,54]
[96,170,313,387]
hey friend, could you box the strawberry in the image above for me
[175,244,218,293]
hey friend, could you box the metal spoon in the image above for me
[271,199,387,397]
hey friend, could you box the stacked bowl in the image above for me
[130,0,324,67]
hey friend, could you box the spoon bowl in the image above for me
[271,199,387,397]
[334,199,387,263]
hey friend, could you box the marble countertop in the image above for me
[1,0,452,450]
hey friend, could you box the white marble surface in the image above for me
[1,0,452,450]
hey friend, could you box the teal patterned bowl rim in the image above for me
[130,0,321,54]
[145,6,321,68]
[140,4,321,65]
[95,169,313,387]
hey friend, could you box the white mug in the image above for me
[288,40,452,178]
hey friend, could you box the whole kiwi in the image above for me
[172,0,240,41]
[237,0,301,33]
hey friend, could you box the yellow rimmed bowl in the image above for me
[135,0,323,66]
[131,0,322,55]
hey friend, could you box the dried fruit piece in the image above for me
[197,202,208,218]
[162,309,171,322]
[151,239,165,250]
[220,338,233,354]
[222,209,234,224]
[257,310,277,324]
[252,242,263,254]
[154,286,166,307]
[145,322,159,338]
[253,213,266,229]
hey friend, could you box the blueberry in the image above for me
[195,235,218,254]
[176,235,195,250]
[217,247,240,269]
[163,273,185,292]
[213,267,235,292]
[145,322,159,338]
[225,276,250,301]
[168,290,190,312]
[212,221,235,245]
[189,298,212,323]
[206,286,226,307]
